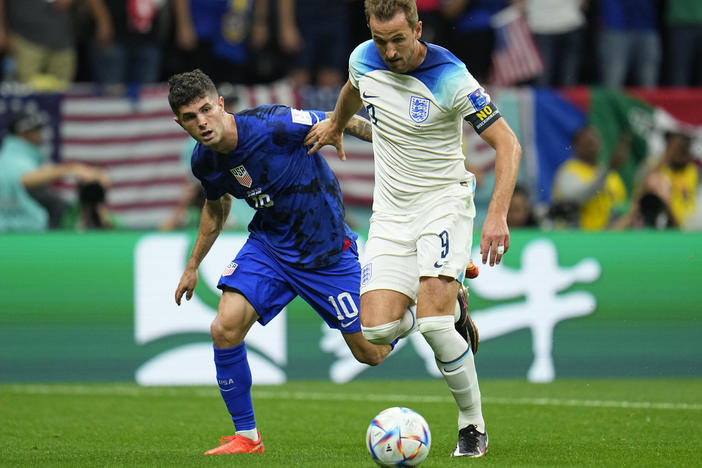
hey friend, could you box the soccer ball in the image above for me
[365,406,431,467]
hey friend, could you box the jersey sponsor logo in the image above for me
[362,90,379,99]
[409,96,430,123]
[468,89,488,110]
[222,261,238,276]
[230,165,252,188]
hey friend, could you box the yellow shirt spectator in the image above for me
[551,126,630,230]
[553,159,627,230]
[661,163,698,227]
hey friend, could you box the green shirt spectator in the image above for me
[0,109,109,232]
[0,133,48,231]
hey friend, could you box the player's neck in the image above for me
[407,40,427,73]
[213,113,239,154]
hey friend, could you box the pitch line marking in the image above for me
[3,384,702,411]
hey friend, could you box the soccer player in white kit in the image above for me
[306,0,521,457]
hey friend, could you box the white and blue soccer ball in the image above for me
[365,406,431,467]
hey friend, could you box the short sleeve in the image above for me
[284,107,326,143]
[458,86,502,135]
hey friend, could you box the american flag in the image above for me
[489,6,544,87]
[58,81,300,229]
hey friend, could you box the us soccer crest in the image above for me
[230,165,252,188]
[409,96,430,123]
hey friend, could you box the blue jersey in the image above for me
[191,104,357,269]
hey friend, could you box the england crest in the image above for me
[230,165,252,188]
[409,96,430,123]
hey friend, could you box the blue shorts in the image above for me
[217,236,362,333]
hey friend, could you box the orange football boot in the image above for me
[465,259,479,279]
[204,432,265,455]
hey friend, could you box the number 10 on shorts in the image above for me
[328,292,359,320]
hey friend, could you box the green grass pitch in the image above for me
[2,379,701,467]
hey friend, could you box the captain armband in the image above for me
[464,101,501,135]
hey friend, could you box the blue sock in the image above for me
[213,343,256,431]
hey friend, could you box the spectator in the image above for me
[654,131,699,229]
[507,184,538,227]
[278,0,348,88]
[664,0,702,86]
[441,0,508,83]
[612,170,676,230]
[550,125,630,230]
[0,0,107,90]
[416,0,450,46]
[85,0,169,92]
[168,0,280,85]
[523,0,587,87]
[0,109,108,231]
[596,0,661,88]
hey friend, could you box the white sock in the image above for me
[236,428,259,441]
[418,315,485,432]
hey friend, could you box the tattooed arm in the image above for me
[325,112,372,143]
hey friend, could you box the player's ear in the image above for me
[219,96,225,110]
[415,20,422,40]
[173,116,183,128]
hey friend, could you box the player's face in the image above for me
[574,127,601,164]
[667,134,692,170]
[507,192,531,227]
[175,94,228,147]
[369,12,422,74]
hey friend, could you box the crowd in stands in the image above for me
[1,0,701,90]
[0,0,701,233]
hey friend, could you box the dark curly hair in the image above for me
[167,69,218,115]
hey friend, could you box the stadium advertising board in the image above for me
[0,231,699,383]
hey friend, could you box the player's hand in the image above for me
[304,119,346,160]
[175,268,198,305]
[71,164,111,187]
[480,213,510,267]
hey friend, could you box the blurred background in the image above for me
[0,0,700,385]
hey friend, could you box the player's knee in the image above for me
[362,320,400,346]
[210,317,244,348]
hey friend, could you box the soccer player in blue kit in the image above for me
[167,69,395,455]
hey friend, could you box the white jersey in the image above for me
[349,40,499,214]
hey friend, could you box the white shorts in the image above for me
[360,186,475,303]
